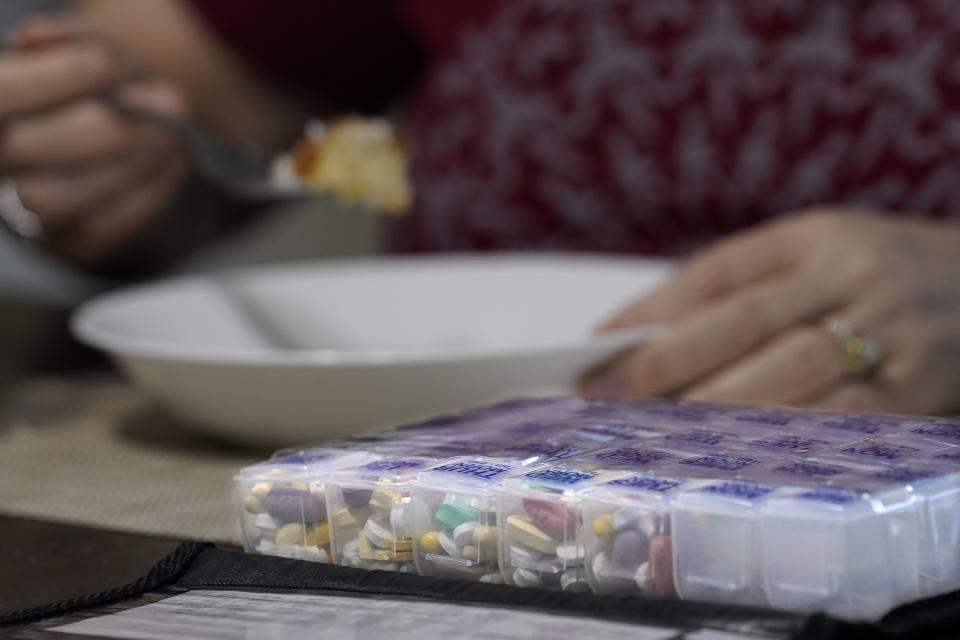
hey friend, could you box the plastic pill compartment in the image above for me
[410,456,528,583]
[496,462,629,592]
[324,456,438,572]
[234,448,378,563]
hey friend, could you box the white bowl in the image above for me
[72,253,669,447]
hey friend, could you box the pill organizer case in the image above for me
[324,456,438,571]
[234,399,960,621]
[234,448,379,562]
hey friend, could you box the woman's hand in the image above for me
[582,209,960,415]
[1,17,189,268]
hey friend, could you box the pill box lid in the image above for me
[414,456,527,491]
[587,472,699,504]
[681,479,781,506]
[235,448,378,483]
[810,413,931,437]
[500,462,631,496]
[327,456,438,484]
[906,420,960,447]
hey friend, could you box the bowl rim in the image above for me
[70,253,668,367]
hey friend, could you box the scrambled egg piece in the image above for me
[292,117,411,214]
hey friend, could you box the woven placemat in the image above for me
[0,373,265,544]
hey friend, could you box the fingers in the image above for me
[15,135,177,229]
[583,269,840,398]
[0,80,188,171]
[600,215,811,330]
[0,41,119,119]
[681,326,846,406]
[46,155,188,267]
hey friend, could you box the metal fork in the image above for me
[101,93,308,202]
[0,95,310,244]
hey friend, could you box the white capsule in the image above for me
[611,508,646,532]
[253,513,281,534]
[556,543,584,566]
[479,573,505,585]
[392,497,432,539]
[453,521,479,546]
[561,568,590,592]
[363,516,394,549]
[255,540,277,555]
[512,568,542,588]
[635,561,651,591]
[439,529,460,557]
[509,543,544,566]
[272,544,328,563]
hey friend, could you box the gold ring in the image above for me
[822,318,884,379]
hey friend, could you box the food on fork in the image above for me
[274,116,412,214]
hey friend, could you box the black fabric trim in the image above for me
[176,547,804,638]
[0,541,213,629]
[6,542,960,640]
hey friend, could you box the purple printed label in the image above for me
[609,475,686,493]
[680,454,761,471]
[523,466,599,486]
[910,423,960,443]
[871,467,941,484]
[593,447,672,467]
[701,481,775,500]
[734,409,801,427]
[797,488,860,505]
[430,460,516,480]
[749,435,830,452]
[839,443,914,461]
[363,458,429,472]
[934,451,960,465]
[818,416,894,435]
[665,430,731,447]
[770,461,845,478]
[496,441,588,462]
[568,422,654,443]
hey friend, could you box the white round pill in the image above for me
[364,516,394,549]
[556,543,584,566]
[479,573,505,585]
[453,521,479,546]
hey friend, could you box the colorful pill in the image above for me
[420,530,441,554]
[435,502,479,530]
[522,499,576,541]
[505,514,557,554]
[592,514,613,542]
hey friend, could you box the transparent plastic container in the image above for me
[582,473,696,597]
[324,456,438,571]
[234,449,378,562]
[761,483,923,620]
[496,462,629,591]
[672,479,781,606]
[410,456,527,582]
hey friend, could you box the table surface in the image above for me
[0,516,184,616]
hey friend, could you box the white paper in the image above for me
[50,590,682,640]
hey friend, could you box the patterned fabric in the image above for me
[394,0,960,255]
